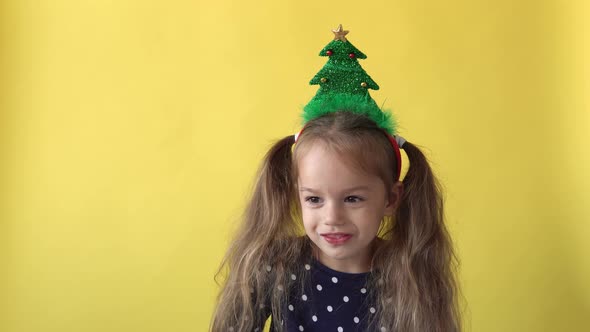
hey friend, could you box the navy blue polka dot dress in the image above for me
[269,259,377,332]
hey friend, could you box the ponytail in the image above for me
[393,141,461,331]
[211,135,304,332]
[398,141,445,253]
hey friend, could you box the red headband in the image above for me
[384,132,403,182]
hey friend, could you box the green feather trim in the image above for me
[302,93,397,135]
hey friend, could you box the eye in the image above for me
[305,196,321,204]
[344,196,364,203]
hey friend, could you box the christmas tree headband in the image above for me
[295,24,406,181]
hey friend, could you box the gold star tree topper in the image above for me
[332,24,349,42]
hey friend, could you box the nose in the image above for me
[323,201,344,226]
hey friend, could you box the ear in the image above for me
[384,181,404,216]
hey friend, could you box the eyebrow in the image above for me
[299,186,371,193]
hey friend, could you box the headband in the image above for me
[295,24,406,182]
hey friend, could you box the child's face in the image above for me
[297,143,400,273]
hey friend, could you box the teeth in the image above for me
[326,234,345,238]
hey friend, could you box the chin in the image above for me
[322,248,355,259]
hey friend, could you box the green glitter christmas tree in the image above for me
[303,24,396,135]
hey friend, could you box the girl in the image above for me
[212,26,462,332]
[210,112,462,332]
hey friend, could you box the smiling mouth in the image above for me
[320,233,352,244]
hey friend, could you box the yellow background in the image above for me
[1,1,589,331]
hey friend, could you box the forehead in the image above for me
[296,144,383,191]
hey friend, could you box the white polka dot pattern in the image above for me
[278,262,376,331]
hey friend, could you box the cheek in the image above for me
[300,209,319,235]
[357,209,385,233]
[301,209,314,227]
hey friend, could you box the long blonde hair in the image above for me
[211,111,462,332]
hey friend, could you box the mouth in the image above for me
[320,233,352,245]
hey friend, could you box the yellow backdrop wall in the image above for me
[1,1,588,331]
